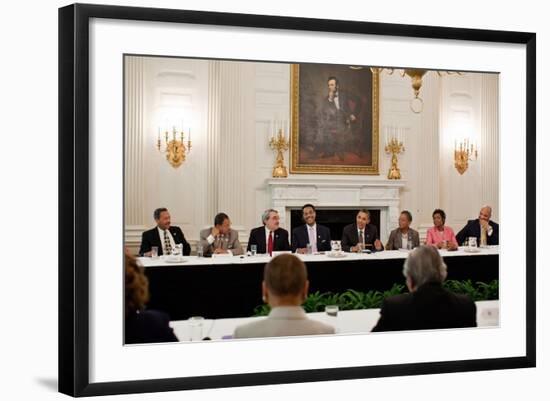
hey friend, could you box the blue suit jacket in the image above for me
[291,224,332,252]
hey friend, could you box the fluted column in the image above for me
[417,72,440,228]
[206,61,221,224]
[216,62,251,227]
[124,57,145,226]
[481,74,500,220]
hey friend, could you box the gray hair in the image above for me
[262,208,278,225]
[403,245,448,288]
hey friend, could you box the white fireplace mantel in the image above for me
[266,176,406,241]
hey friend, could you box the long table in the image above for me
[139,246,499,321]
[169,300,500,341]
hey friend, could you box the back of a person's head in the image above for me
[264,254,307,297]
[125,252,149,317]
[403,245,447,288]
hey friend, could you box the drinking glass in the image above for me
[197,244,203,257]
[188,316,205,341]
[250,244,257,256]
[306,243,313,254]
[468,237,478,248]
[325,305,339,333]
[150,246,158,258]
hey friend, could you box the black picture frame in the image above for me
[59,3,536,397]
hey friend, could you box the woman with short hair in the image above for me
[425,209,458,250]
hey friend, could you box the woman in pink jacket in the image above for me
[426,209,458,250]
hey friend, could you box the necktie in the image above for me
[163,230,172,255]
[358,230,364,245]
[309,226,317,253]
[480,225,487,246]
[268,231,274,255]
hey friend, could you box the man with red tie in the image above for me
[247,209,291,255]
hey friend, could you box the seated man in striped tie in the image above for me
[139,208,191,256]
[247,209,291,255]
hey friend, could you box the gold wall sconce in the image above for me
[383,126,405,179]
[269,120,289,178]
[157,127,192,168]
[454,138,478,175]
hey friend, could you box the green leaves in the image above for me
[443,279,499,301]
[252,280,499,316]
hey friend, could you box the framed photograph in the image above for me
[59,3,536,397]
[290,64,379,174]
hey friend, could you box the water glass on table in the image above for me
[188,316,205,341]
[150,246,158,259]
[325,305,339,332]
[250,244,257,256]
[306,243,313,254]
[197,244,203,258]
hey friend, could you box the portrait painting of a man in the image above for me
[290,63,379,174]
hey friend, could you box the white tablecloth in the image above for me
[170,300,499,341]
[140,246,499,268]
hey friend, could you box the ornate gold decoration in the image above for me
[370,67,463,113]
[454,139,478,175]
[385,137,405,179]
[157,127,192,168]
[269,128,290,178]
[289,64,380,175]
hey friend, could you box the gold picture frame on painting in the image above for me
[290,64,379,174]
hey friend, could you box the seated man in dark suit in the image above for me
[139,208,191,256]
[371,245,477,332]
[341,209,383,252]
[456,205,499,246]
[247,209,290,255]
[291,204,331,253]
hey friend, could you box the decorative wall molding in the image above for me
[124,57,145,227]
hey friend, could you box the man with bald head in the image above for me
[456,205,499,246]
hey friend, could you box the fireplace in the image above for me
[290,208,381,240]
[266,176,405,241]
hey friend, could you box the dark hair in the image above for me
[125,252,149,317]
[301,204,316,213]
[264,254,307,297]
[432,208,446,223]
[357,208,371,218]
[214,212,229,227]
[153,207,168,220]
[327,76,339,86]
[401,210,413,222]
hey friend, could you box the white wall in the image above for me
[125,58,499,251]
